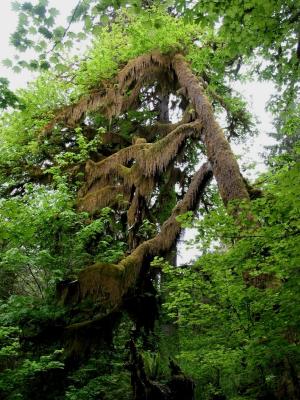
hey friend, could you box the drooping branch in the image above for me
[77,120,201,216]
[144,162,213,255]
[77,185,131,214]
[62,162,213,315]
[40,50,249,210]
[43,51,249,208]
[82,120,201,193]
[42,52,172,135]
[172,54,250,205]
[57,51,251,320]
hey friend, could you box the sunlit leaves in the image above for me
[162,157,300,398]
[0,184,126,302]
[76,9,199,89]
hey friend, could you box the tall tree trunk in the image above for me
[172,54,250,206]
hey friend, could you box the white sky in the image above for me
[0,0,276,162]
[0,0,277,264]
[0,0,79,87]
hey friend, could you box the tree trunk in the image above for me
[172,54,249,206]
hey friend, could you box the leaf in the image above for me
[11,1,21,12]
[2,59,13,68]
[12,65,21,73]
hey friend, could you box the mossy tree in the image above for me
[0,3,298,400]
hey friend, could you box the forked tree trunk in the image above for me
[56,51,250,317]
[172,54,250,205]
[45,50,252,400]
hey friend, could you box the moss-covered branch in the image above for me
[172,54,250,205]
[62,162,213,317]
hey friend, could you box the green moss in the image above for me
[157,184,177,224]
[82,262,125,278]
[0,7,201,175]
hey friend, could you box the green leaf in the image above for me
[2,59,13,68]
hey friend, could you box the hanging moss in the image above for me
[28,44,251,336]
[172,54,250,206]
[63,163,213,319]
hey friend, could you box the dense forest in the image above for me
[0,1,299,399]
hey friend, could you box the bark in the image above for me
[172,54,250,205]
[158,93,170,123]
[41,52,173,136]
[61,162,213,317]
[54,52,252,326]
[127,339,195,400]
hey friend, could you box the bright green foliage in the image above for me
[65,323,132,400]
[76,9,199,89]
[160,155,300,399]
[0,348,64,399]
[65,373,131,400]
[0,326,20,358]
[8,0,299,89]
[0,74,71,176]
[182,0,299,80]
[137,219,157,241]
[0,2,299,400]
[0,182,126,398]
[0,185,126,298]
[0,7,254,195]
[267,101,300,162]
[64,319,132,400]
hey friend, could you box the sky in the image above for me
[0,0,276,166]
[0,0,277,264]
[0,0,79,88]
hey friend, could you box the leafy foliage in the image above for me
[0,78,20,110]
[160,153,300,399]
[0,2,299,400]
[75,8,199,90]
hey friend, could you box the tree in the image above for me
[0,2,299,400]
[160,154,300,399]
